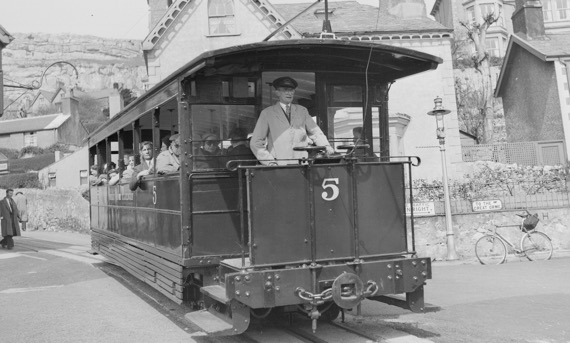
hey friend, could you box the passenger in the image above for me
[225,127,256,166]
[129,141,154,191]
[195,133,223,169]
[104,162,117,175]
[121,154,135,181]
[89,165,106,186]
[156,134,181,174]
[108,168,120,186]
[250,76,334,166]
[353,126,363,145]
[161,135,171,152]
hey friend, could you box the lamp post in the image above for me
[427,96,459,261]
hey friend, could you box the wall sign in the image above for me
[472,199,503,212]
[406,202,435,216]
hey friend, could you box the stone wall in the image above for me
[10,188,90,234]
[414,209,570,260]
[6,188,569,261]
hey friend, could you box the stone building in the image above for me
[0,92,87,149]
[494,0,570,165]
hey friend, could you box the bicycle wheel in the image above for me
[521,231,553,261]
[475,235,507,265]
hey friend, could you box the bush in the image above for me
[412,161,568,201]
[9,154,55,173]
[19,146,44,158]
[0,173,42,189]
[0,147,19,160]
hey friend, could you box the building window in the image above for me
[466,6,475,23]
[208,0,236,35]
[48,172,56,188]
[557,0,570,20]
[480,3,501,26]
[24,132,37,147]
[543,0,570,21]
[80,170,88,185]
[485,37,500,57]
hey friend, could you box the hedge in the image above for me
[8,154,55,173]
[0,173,42,189]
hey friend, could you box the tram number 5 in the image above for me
[152,185,157,205]
[321,178,340,201]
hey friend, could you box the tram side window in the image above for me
[191,105,256,170]
[327,85,366,151]
[155,101,180,174]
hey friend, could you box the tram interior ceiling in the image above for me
[87,40,442,336]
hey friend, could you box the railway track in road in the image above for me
[241,320,380,343]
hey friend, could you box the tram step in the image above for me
[201,285,230,304]
[185,309,233,334]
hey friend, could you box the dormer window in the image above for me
[208,0,236,35]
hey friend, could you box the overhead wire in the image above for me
[356,3,384,157]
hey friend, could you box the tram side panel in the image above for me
[247,167,312,266]
[154,177,182,251]
[191,174,244,256]
[355,163,407,256]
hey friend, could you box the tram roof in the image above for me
[88,39,442,144]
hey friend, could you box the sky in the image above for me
[0,0,434,40]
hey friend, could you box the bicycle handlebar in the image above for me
[516,209,532,218]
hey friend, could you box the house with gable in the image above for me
[494,0,570,165]
[0,91,87,150]
[141,0,465,180]
[26,85,66,116]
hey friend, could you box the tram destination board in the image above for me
[472,199,502,212]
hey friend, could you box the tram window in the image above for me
[332,85,363,103]
[261,72,315,112]
[158,102,179,151]
[221,78,256,99]
[138,112,154,143]
[191,104,256,170]
[108,133,119,172]
[328,107,365,149]
[370,107,382,154]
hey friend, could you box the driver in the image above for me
[250,76,334,166]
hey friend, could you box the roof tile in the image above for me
[0,114,70,135]
[273,1,448,35]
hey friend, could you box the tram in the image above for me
[88,39,440,335]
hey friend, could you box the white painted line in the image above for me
[0,285,64,294]
[0,253,47,261]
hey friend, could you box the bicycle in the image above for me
[475,210,553,265]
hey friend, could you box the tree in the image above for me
[456,11,501,143]
[120,88,137,106]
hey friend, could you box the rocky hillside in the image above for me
[2,32,147,114]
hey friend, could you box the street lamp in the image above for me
[427,96,459,261]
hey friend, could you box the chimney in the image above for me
[62,89,79,116]
[386,0,426,19]
[512,0,546,40]
[109,88,124,119]
[56,80,65,91]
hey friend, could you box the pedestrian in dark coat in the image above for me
[0,189,21,250]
